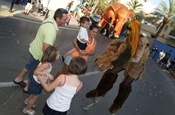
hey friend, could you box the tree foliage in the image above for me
[126,0,143,13]
[150,0,175,38]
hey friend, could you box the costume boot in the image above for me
[109,82,132,114]
[86,69,118,98]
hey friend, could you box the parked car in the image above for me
[90,14,101,24]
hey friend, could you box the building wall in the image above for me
[140,23,173,38]
[141,23,175,47]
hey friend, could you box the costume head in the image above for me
[125,19,141,57]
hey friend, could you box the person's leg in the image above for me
[86,66,124,98]
[14,54,39,88]
[23,59,40,91]
[26,3,33,14]
[23,95,39,114]
[23,81,30,93]
[9,0,15,12]
[109,75,134,114]
[64,48,76,57]
[24,2,30,13]
[14,68,28,83]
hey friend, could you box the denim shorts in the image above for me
[42,103,67,115]
[25,53,40,74]
[77,40,87,50]
[28,76,43,95]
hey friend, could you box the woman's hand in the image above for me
[37,75,43,82]
[47,74,54,81]
[80,50,88,56]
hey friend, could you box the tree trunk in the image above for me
[154,22,166,38]
[92,6,98,14]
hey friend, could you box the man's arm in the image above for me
[131,45,146,63]
[42,43,51,52]
[72,38,81,52]
[42,24,57,52]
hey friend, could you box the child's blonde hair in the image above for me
[41,46,59,63]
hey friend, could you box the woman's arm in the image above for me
[76,82,83,93]
[38,74,65,92]
[34,63,49,76]
[72,38,81,52]
[131,45,146,63]
[86,39,97,56]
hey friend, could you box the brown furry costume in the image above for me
[86,19,144,114]
[94,19,141,71]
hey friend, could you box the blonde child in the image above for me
[38,57,87,115]
[23,46,59,115]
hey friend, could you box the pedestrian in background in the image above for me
[23,46,59,115]
[9,0,23,12]
[156,50,165,64]
[66,0,74,12]
[160,50,172,69]
[66,11,73,25]
[24,0,35,15]
[150,45,158,59]
[13,8,69,93]
[38,57,87,115]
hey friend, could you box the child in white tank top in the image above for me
[38,57,87,115]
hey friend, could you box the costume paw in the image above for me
[109,103,121,114]
[86,89,99,98]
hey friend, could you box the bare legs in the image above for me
[14,68,28,82]
[24,3,33,14]
[14,68,28,88]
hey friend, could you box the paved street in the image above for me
[0,15,175,115]
[1,1,175,115]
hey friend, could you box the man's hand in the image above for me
[37,75,43,82]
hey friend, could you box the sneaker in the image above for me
[24,99,36,108]
[59,56,65,63]
[23,108,35,115]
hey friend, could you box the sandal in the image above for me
[13,80,26,88]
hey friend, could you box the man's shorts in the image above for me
[25,53,40,79]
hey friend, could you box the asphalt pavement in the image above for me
[1,1,175,115]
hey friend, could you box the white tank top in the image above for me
[33,62,52,84]
[46,76,81,112]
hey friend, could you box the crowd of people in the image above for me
[150,46,175,77]
[9,0,91,19]
[12,8,99,115]
[10,6,153,115]
[7,1,175,114]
